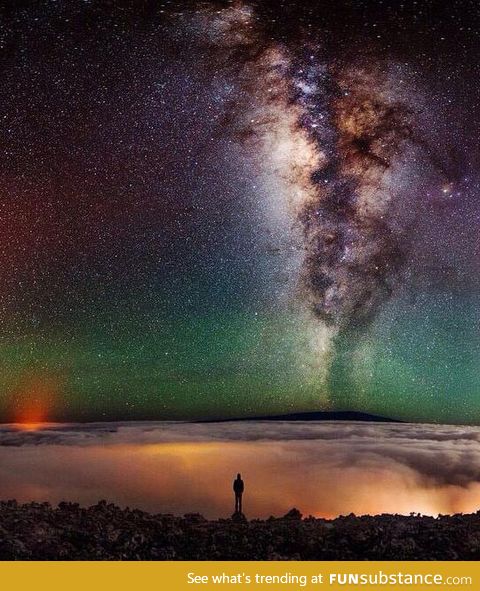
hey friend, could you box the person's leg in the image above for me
[239,493,242,513]
[235,495,239,512]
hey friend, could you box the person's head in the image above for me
[237,473,241,479]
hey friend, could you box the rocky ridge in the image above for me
[0,501,479,560]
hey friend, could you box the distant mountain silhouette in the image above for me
[202,411,400,423]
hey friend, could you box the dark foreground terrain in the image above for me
[1,501,479,560]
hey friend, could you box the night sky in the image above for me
[0,0,479,424]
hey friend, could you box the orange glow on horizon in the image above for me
[14,399,49,427]
[9,371,64,426]
[13,421,56,431]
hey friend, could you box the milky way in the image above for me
[198,5,448,332]
[188,2,479,414]
[0,0,479,423]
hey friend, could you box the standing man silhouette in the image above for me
[233,473,244,514]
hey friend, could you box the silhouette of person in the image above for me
[233,473,244,513]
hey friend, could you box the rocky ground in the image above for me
[0,501,479,560]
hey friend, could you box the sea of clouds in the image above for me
[0,421,479,518]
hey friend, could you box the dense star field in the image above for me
[0,0,479,423]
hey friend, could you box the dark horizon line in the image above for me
[0,409,402,426]
[197,410,401,424]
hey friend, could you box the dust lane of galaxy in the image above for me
[0,0,479,424]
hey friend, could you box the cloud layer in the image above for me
[1,421,479,518]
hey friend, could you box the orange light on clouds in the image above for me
[13,422,54,432]
[1,438,480,520]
